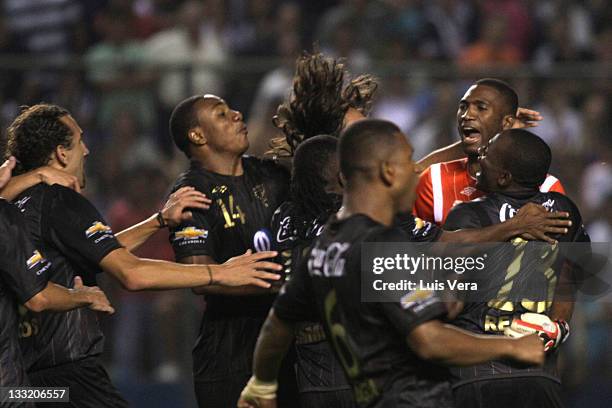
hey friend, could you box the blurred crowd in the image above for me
[0,0,610,406]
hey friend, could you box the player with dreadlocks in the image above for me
[270,53,376,157]
[255,134,355,407]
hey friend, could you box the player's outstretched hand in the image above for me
[37,165,81,193]
[509,333,546,366]
[513,202,571,244]
[161,186,212,227]
[0,156,16,190]
[73,276,115,314]
[513,107,543,129]
[217,250,282,288]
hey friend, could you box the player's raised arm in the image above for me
[114,186,211,251]
[0,164,80,200]
[440,202,572,244]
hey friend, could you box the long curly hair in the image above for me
[289,135,341,238]
[7,104,71,175]
[271,53,378,157]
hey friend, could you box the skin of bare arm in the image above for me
[115,187,211,251]
[408,320,545,366]
[100,248,281,291]
[180,254,280,296]
[25,276,114,314]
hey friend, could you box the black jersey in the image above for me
[13,184,122,372]
[443,191,590,386]
[0,200,48,387]
[274,214,453,408]
[266,201,352,395]
[168,156,289,382]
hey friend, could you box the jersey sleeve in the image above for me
[47,186,122,265]
[413,166,435,222]
[394,213,442,242]
[273,257,318,323]
[0,203,48,303]
[442,202,484,231]
[380,292,447,337]
[169,207,218,261]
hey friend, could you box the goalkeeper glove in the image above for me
[239,376,277,404]
[504,313,570,352]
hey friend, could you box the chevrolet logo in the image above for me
[85,222,112,238]
[27,250,45,269]
[173,226,208,241]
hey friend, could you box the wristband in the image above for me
[240,376,278,401]
[156,211,167,228]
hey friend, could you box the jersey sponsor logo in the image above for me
[400,289,436,311]
[14,196,31,212]
[499,203,518,222]
[172,226,209,242]
[254,229,272,252]
[308,242,349,277]
[412,217,433,237]
[460,186,477,197]
[26,250,51,275]
[85,221,113,238]
[542,199,555,211]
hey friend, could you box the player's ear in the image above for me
[54,144,69,167]
[502,114,515,130]
[380,161,394,186]
[188,127,207,146]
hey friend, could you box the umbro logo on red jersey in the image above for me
[460,187,477,197]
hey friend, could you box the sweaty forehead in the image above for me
[461,85,501,103]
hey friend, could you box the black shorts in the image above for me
[28,357,128,408]
[453,377,563,408]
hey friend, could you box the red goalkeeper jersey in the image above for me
[413,158,565,225]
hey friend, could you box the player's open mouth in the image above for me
[239,125,248,135]
[461,127,481,144]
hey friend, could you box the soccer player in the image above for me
[264,135,355,407]
[6,104,283,407]
[443,129,589,408]
[168,94,292,407]
[414,78,565,225]
[0,156,113,401]
[238,119,546,408]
